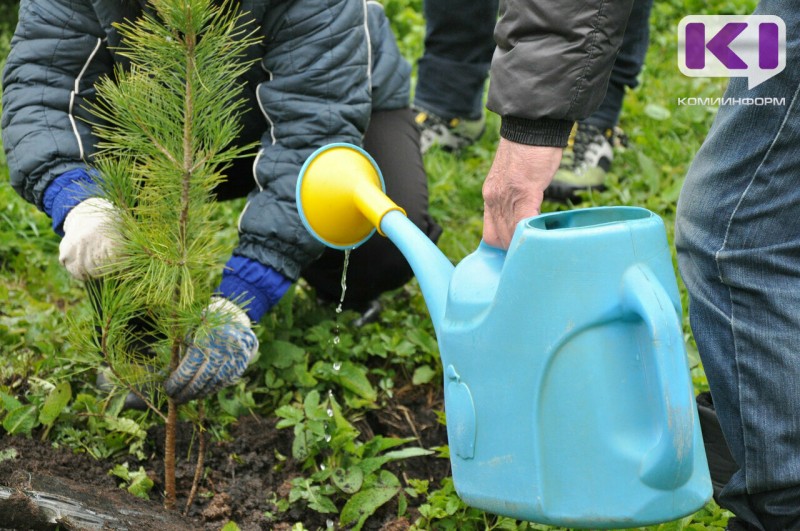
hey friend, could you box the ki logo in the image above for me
[678,15,786,89]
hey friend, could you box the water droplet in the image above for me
[325,433,332,442]
[333,361,342,371]
[336,249,351,312]
[326,407,334,417]
[326,519,335,530]
[320,464,326,471]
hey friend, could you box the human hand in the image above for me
[482,138,563,249]
[59,198,122,280]
[164,298,259,404]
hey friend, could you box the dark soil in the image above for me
[0,383,449,530]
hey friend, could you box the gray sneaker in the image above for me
[413,107,485,153]
[547,123,618,201]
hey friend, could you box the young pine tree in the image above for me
[79,0,258,509]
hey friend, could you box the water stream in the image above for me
[325,249,351,444]
[332,248,350,352]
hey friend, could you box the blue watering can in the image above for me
[296,143,712,527]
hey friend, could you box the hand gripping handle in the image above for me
[622,264,694,489]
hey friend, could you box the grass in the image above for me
[0,0,760,528]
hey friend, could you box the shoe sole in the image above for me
[544,181,606,202]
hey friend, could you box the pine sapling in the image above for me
[78,0,258,509]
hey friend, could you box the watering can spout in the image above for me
[296,143,454,331]
[379,210,454,331]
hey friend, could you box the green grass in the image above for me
[0,0,760,528]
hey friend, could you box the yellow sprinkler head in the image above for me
[296,143,406,249]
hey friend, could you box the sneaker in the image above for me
[351,298,382,328]
[315,295,383,328]
[413,107,485,153]
[546,122,616,201]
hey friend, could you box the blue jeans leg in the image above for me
[414,0,498,120]
[675,1,800,527]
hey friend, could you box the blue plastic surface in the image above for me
[382,206,712,526]
[300,153,713,526]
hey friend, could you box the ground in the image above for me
[0,383,449,530]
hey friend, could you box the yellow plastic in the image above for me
[296,144,405,249]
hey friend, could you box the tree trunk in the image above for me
[164,398,177,510]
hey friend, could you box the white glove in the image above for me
[59,198,122,281]
[205,297,253,328]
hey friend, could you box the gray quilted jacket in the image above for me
[2,0,410,280]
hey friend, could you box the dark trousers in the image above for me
[414,0,499,121]
[584,0,654,131]
[414,0,653,130]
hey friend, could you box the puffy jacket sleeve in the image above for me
[234,0,373,281]
[487,0,634,147]
[1,0,112,209]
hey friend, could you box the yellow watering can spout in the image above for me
[297,142,455,333]
[296,143,405,249]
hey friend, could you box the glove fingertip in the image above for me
[164,376,181,397]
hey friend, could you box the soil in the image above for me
[0,383,449,531]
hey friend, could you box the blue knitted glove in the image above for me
[164,298,259,404]
[43,167,98,236]
[217,255,291,323]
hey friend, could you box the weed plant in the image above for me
[0,0,760,528]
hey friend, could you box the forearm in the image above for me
[2,0,110,209]
[42,168,99,235]
[216,255,291,323]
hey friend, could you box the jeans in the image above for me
[414,0,652,128]
[675,1,800,527]
[414,0,499,121]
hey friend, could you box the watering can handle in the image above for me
[622,264,694,489]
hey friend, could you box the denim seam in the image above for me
[716,84,800,260]
[714,79,800,493]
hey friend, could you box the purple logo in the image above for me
[678,15,785,89]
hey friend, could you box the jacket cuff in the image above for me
[217,255,291,323]
[43,168,98,236]
[500,116,574,148]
